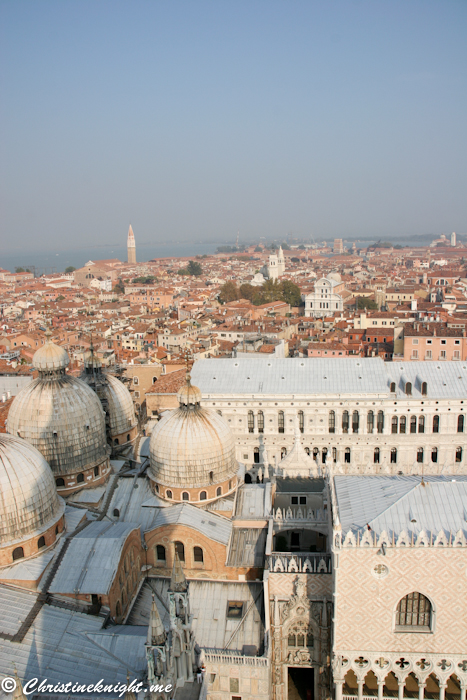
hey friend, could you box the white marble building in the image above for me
[304,273,345,318]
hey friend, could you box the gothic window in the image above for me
[390,447,397,463]
[417,447,424,463]
[352,411,359,434]
[367,410,374,434]
[418,416,425,433]
[391,416,398,434]
[395,592,431,630]
[374,447,380,464]
[257,411,264,434]
[194,546,204,563]
[298,411,304,434]
[254,447,260,464]
[342,411,349,433]
[456,447,462,462]
[156,545,166,561]
[377,411,384,434]
[278,411,285,433]
[329,410,336,433]
[458,415,464,433]
[399,416,406,434]
[199,491,207,500]
[431,447,438,463]
[344,447,351,463]
[174,541,185,562]
[288,634,296,647]
[182,492,189,501]
[433,415,439,433]
[410,416,417,433]
[38,536,46,549]
[248,411,254,433]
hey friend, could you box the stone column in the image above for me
[335,680,344,700]
[439,683,447,700]
[418,683,426,700]
[357,680,364,700]
[460,683,466,700]
[377,680,385,700]
[398,680,405,700]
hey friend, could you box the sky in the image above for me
[1,0,467,254]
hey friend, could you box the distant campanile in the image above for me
[127,225,136,264]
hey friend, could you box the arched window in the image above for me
[458,415,464,433]
[77,473,84,483]
[405,382,412,396]
[257,411,264,434]
[395,592,431,630]
[377,411,384,434]
[281,447,287,458]
[126,434,130,442]
[390,382,396,392]
[209,471,214,483]
[245,473,252,484]
[94,465,99,477]
[254,447,260,464]
[152,376,157,383]
[313,447,319,461]
[421,382,427,396]
[332,447,337,463]
[432,415,439,433]
[174,541,185,562]
[12,547,24,561]
[456,447,462,462]
[328,410,335,433]
[298,411,304,434]
[56,477,65,487]
[410,416,417,433]
[418,416,425,433]
[55,526,59,535]
[278,411,285,434]
[417,447,424,463]
[113,508,120,517]
[321,447,328,464]
[344,447,351,463]
[367,411,374,434]
[156,545,166,561]
[216,486,222,496]
[114,438,119,445]
[199,491,207,500]
[38,536,46,549]
[390,447,397,464]
[342,411,349,433]
[166,490,173,499]
[399,416,406,434]
[352,411,359,434]
[391,416,398,434]
[182,492,189,501]
[248,411,255,433]
[431,447,438,463]
[374,448,380,464]
[304,447,310,455]
[193,546,204,563]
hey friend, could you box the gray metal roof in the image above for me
[0,585,38,636]
[335,475,467,537]
[0,604,146,696]
[150,503,232,545]
[276,477,325,493]
[227,528,267,567]
[235,484,270,519]
[191,357,467,399]
[49,522,139,594]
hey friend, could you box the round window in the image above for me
[372,564,389,579]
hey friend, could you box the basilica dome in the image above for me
[148,375,238,501]
[7,338,109,492]
[81,353,138,447]
[0,434,64,564]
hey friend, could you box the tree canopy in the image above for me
[65,266,76,273]
[218,278,302,307]
[177,260,203,276]
[357,296,378,309]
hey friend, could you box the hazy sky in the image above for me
[1,0,466,252]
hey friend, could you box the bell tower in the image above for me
[127,225,136,264]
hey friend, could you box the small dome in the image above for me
[327,272,342,283]
[149,381,237,489]
[0,434,64,547]
[177,375,202,406]
[104,374,137,436]
[33,340,69,371]
[83,351,102,369]
[7,375,108,477]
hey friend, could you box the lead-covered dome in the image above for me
[7,340,109,485]
[0,434,64,550]
[149,377,237,493]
